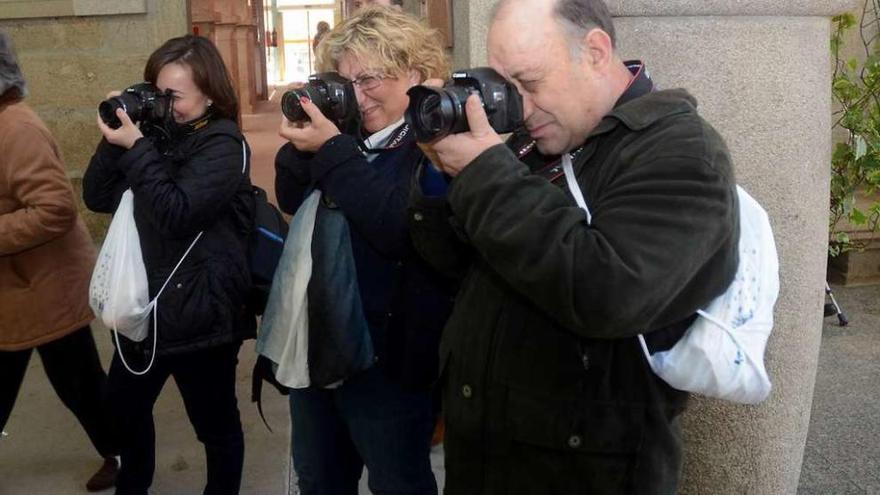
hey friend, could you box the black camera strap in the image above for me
[357,122,412,154]
[165,106,213,137]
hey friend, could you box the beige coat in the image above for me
[0,98,97,350]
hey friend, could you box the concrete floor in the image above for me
[0,320,445,495]
[798,284,880,495]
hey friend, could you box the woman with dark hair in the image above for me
[82,35,254,495]
[0,30,119,493]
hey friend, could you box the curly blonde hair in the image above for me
[316,7,450,82]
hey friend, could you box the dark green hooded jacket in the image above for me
[409,84,739,494]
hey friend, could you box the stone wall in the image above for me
[0,0,188,175]
[0,0,188,238]
[451,0,857,493]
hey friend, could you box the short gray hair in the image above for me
[554,0,616,50]
[0,31,27,98]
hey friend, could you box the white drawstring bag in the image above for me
[89,189,202,375]
[89,141,244,374]
[562,154,778,404]
[89,189,152,342]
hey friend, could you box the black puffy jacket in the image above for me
[83,118,255,356]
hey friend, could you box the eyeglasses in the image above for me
[349,73,387,91]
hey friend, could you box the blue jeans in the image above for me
[288,367,436,495]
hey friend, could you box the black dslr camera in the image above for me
[98,82,171,129]
[405,67,523,143]
[281,72,359,130]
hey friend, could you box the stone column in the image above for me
[451,0,488,70]
[213,22,239,97]
[234,23,256,114]
[452,0,856,493]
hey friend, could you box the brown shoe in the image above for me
[86,457,119,492]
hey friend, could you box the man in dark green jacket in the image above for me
[409,0,739,493]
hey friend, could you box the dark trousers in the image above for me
[288,367,437,495]
[0,325,117,458]
[108,342,244,495]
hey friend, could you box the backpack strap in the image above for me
[560,153,659,361]
[562,153,591,224]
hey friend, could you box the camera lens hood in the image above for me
[406,85,464,143]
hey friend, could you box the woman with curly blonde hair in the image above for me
[268,6,453,495]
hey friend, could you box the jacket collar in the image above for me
[0,90,23,110]
[588,61,696,137]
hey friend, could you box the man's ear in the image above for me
[582,27,614,70]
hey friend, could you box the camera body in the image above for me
[281,72,359,130]
[98,82,171,130]
[405,67,524,143]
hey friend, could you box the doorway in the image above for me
[265,0,337,85]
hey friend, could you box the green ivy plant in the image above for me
[830,2,880,257]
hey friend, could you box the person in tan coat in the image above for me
[0,31,119,492]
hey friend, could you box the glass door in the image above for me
[281,8,334,83]
[265,0,336,86]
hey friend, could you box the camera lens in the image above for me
[406,85,470,143]
[281,89,308,122]
[98,99,124,129]
[281,84,329,123]
[280,73,359,131]
[98,92,145,129]
[418,94,445,134]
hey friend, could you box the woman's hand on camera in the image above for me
[96,108,143,150]
[279,97,340,153]
[431,94,503,177]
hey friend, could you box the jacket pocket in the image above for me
[505,391,644,494]
[489,301,587,398]
[153,260,222,342]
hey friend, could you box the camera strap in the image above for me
[357,122,412,154]
[166,112,213,138]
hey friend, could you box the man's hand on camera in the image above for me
[97,108,143,150]
[431,94,503,177]
[279,97,341,153]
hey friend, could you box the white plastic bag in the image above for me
[89,189,152,342]
[255,189,321,389]
[562,155,779,404]
[638,186,778,404]
[89,189,202,375]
